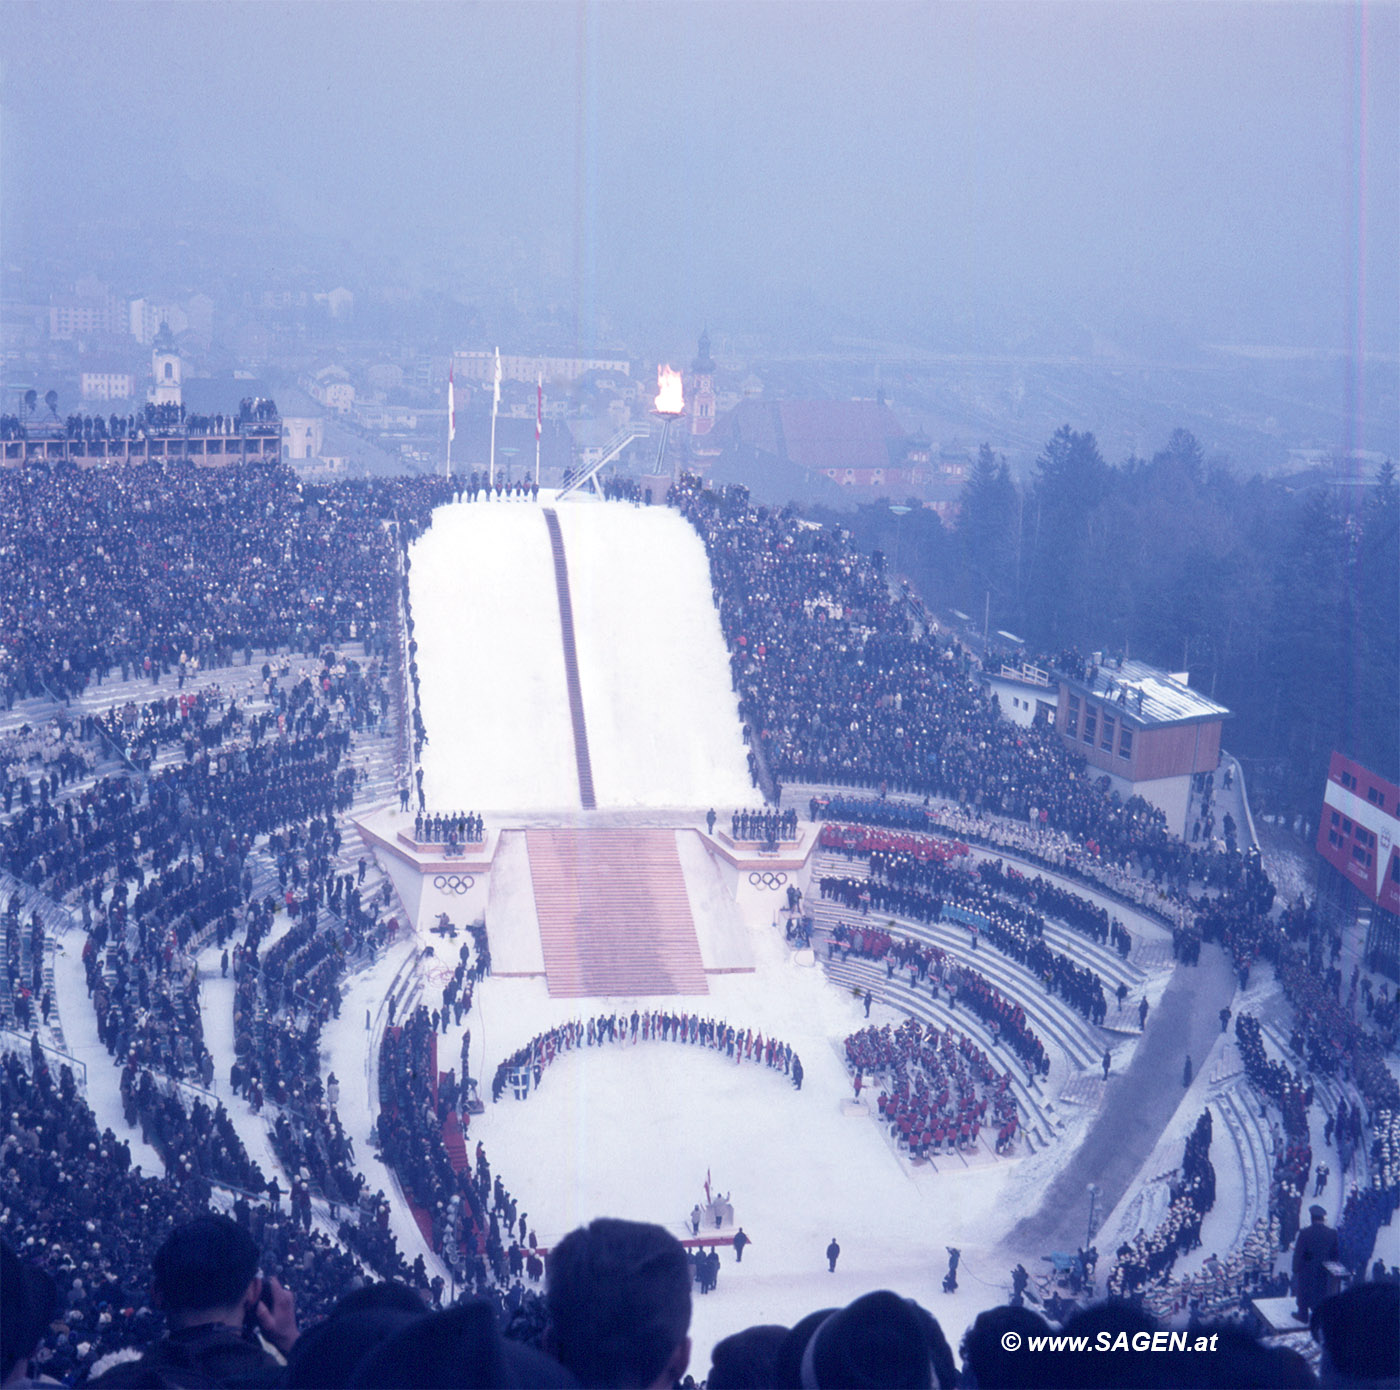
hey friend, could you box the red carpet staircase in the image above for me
[527,828,709,996]
[541,509,597,810]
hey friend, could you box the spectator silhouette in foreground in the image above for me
[347,1299,577,1388]
[1294,1203,1341,1325]
[544,1218,691,1389]
[1312,1280,1400,1387]
[706,1324,788,1389]
[771,1289,954,1389]
[93,1215,298,1387]
[2,1236,60,1388]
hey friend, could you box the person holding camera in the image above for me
[93,1214,298,1387]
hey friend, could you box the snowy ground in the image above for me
[410,503,578,811]
[552,502,753,809]
[409,497,752,813]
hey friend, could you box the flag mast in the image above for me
[489,346,501,488]
[446,361,456,478]
[535,373,543,486]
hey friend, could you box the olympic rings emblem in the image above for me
[748,871,788,890]
[432,874,475,895]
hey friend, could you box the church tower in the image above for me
[688,329,716,438]
[150,322,182,407]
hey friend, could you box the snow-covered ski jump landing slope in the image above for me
[409,498,754,813]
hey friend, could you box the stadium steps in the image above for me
[1212,1088,1271,1239]
[812,847,1144,993]
[792,781,1186,929]
[1257,1018,1348,1118]
[810,894,1106,1072]
[822,955,1054,1154]
[441,1112,470,1173]
[541,509,596,810]
[526,828,708,997]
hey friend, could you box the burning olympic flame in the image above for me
[654,364,685,415]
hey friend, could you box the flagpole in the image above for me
[535,373,542,486]
[446,362,455,478]
[489,346,500,488]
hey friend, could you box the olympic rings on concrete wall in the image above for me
[748,870,788,890]
[432,874,475,895]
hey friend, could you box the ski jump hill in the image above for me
[356,497,813,998]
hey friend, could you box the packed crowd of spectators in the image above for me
[820,851,1110,1031]
[812,792,1194,928]
[0,1047,388,1384]
[847,1016,1018,1159]
[673,477,1215,885]
[0,460,471,1380]
[15,1199,1394,1389]
[827,919,1050,1081]
[377,1005,537,1299]
[817,821,969,864]
[1106,1111,1217,1296]
[4,458,1399,1384]
[0,457,450,703]
[52,399,282,443]
[1236,1014,1314,1252]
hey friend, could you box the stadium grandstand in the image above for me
[0,459,1395,1387]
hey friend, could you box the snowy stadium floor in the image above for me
[44,493,1397,1373]
[380,494,1199,1358]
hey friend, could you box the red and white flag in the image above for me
[536,375,543,441]
[448,365,456,443]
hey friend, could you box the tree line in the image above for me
[822,427,1398,827]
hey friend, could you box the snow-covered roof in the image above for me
[1070,657,1230,727]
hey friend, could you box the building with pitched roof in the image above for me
[708,397,931,495]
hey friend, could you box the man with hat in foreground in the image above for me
[1292,1202,1339,1324]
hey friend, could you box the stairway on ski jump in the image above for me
[526,828,708,997]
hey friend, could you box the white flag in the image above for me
[493,347,501,408]
[448,365,456,442]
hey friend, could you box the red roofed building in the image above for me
[710,397,931,495]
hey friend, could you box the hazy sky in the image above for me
[3,0,1396,353]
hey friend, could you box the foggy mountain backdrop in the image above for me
[5,2,1395,365]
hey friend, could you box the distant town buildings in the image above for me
[700,395,966,510]
[453,350,631,387]
[48,284,124,341]
[79,362,138,402]
[689,330,717,439]
[304,366,356,415]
